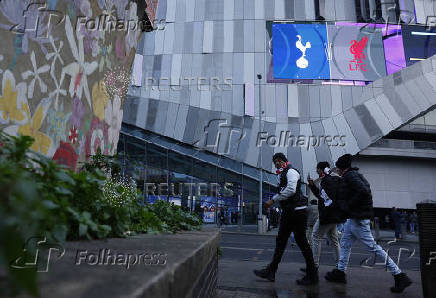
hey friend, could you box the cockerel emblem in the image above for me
[349,36,368,71]
[295,35,311,69]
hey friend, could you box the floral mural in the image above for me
[0,0,151,170]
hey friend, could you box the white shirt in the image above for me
[272,168,300,202]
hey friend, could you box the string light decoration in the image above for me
[103,66,131,100]
[102,175,137,208]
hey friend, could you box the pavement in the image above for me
[218,224,420,243]
[218,260,422,298]
[218,232,422,298]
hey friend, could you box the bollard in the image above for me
[416,201,436,298]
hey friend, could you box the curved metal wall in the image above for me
[126,0,436,180]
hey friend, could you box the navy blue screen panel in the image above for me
[402,25,436,66]
[272,23,330,80]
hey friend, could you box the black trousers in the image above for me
[269,208,316,273]
[355,0,401,21]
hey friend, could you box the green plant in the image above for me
[146,200,203,233]
[0,132,203,297]
[217,247,223,258]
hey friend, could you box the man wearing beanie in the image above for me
[253,153,318,285]
[325,154,412,293]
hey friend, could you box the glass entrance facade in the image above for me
[117,124,294,225]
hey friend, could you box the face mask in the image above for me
[276,161,289,174]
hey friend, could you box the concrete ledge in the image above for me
[20,228,220,298]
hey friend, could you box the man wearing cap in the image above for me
[253,153,318,285]
[325,154,412,293]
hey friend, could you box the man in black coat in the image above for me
[391,207,402,239]
[307,162,343,270]
[253,153,318,285]
[325,154,412,293]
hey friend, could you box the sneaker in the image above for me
[391,273,412,293]
[296,268,319,286]
[253,266,275,282]
[325,269,347,284]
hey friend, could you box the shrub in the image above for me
[0,132,202,296]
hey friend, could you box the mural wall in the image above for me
[0,0,149,170]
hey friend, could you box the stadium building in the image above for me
[121,0,436,224]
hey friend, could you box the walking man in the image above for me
[391,207,402,239]
[306,177,319,248]
[307,162,343,271]
[254,153,318,285]
[325,154,412,293]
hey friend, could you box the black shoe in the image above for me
[300,267,306,273]
[296,268,319,286]
[375,17,386,24]
[253,266,275,282]
[391,273,412,293]
[357,16,367,23]
[325,269,347,284]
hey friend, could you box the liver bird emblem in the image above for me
[349,36,368,64]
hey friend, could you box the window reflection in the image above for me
[120,132,280,225]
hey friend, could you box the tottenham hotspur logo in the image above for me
[296,35,311,69]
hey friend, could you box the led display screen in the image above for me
[328,24,386,81]
[272,23,330,80]
[402,25,436,66]
[335,23,406,75]
[269,22,428,84]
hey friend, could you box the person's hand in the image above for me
[264,200,274,208]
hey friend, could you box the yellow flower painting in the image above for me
[92,80,109,121]
[17,98,53,155]
[0,70,27,124]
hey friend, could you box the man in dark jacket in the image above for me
[391,207,402,239]
[325,154,412,293]
[254,153,318,285]
[307,162,343,270]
